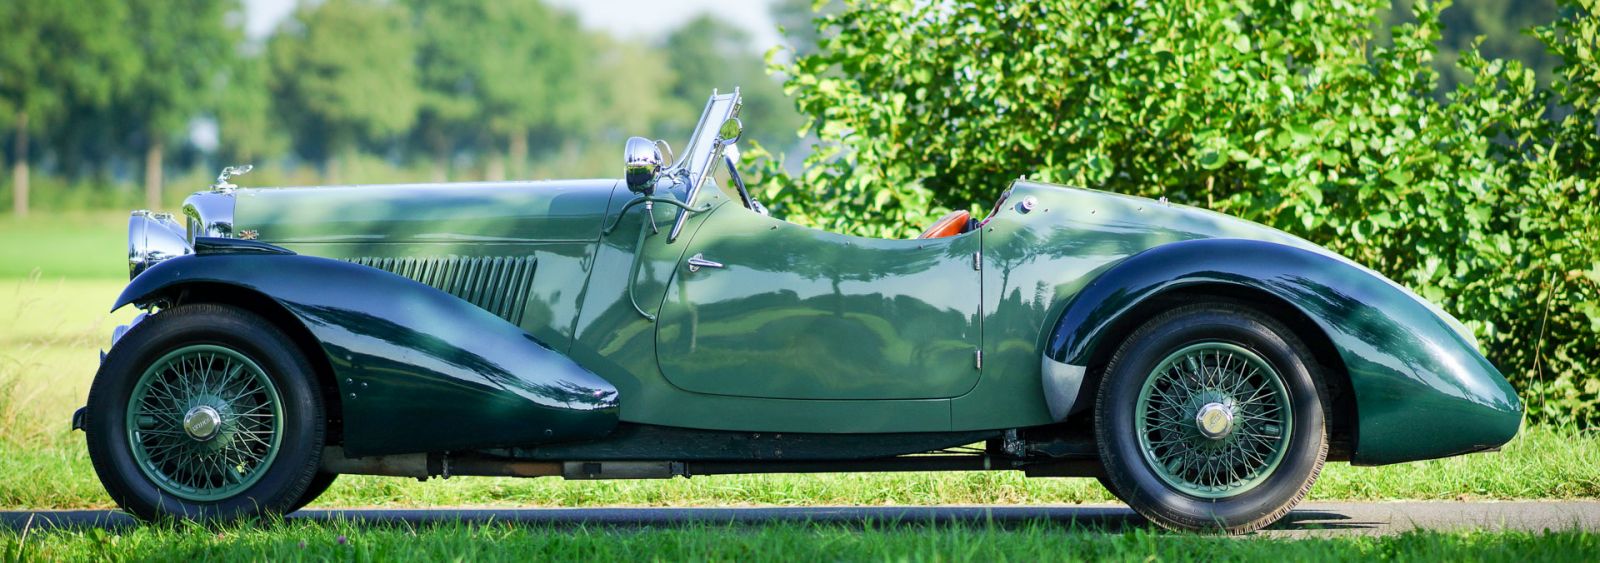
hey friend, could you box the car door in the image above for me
[656,204,983,400]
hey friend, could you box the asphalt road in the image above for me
[3,502,1596,537]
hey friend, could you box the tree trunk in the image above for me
[326,157,340,185]
[327,145,346,185]
[508,128,528,180]
[431,158,448,183]
[431,140,449,183]
[486,149,506,182]
[11,110,28,218]
[144,139,164,210]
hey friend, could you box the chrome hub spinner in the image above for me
[182,405,223,441]
[1194,402,1234,440]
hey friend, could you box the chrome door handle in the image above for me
[686,253,724,273]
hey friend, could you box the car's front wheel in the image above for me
[1095,302,1328,533]
[85,303,325,521]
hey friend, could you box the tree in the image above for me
[659,14,803,156]
[770,0,841,58]
[215,54,290,166]
[409,0,593,181]
[0,0,136,216]
[268,0,420,182]
[589,34,679,151]
[123,0,239,208]
[410,0,485,181]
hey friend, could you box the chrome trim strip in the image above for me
[668,90,741,242]
[1041,356,1088,422]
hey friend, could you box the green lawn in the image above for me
[3,520,1597,562]
[0,212,128,281]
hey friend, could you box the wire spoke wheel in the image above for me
[1135,342,1292,498]
[125,344,284,501]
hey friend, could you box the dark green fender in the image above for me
[1042,238,1523,465]
[112,251,620,457]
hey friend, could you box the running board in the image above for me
[321,447,1101,480]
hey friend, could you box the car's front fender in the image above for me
[114,252,619,457]
[1044,238,1522,465]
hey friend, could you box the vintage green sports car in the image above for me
[77,90,1521,533]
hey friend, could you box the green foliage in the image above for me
[122,0,238,140]
[267,0,422,168]
[1,0,803,192]
[408,0,595,178]
[758,0,1600,424]
[660,15,804,152]
[0,0,136,125]
[1386,0,1562,94]
[215,55,291,164]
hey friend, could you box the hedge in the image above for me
[750,0,1600,424]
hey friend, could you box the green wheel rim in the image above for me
[125,344,284,501]
[1135,342,1292,498]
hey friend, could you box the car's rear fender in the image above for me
[113,251,619,457]
[1043,238,1522,465]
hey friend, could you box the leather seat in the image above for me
[918,210,972,239]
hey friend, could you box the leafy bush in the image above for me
[751,0,1600,423]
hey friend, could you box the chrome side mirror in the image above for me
[716,117,743,147]
[624,136,662,195]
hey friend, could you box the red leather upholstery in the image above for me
[917,210,972,239]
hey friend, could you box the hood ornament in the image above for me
[211,164,254,192]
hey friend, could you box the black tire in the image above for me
[288,472,338,513]
[85,303,326,521]
[1094,302,1328,533]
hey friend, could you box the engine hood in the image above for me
[229,179,620,245]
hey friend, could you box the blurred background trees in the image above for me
[0,0,137,217]
[1,0,1578,214]
[268,0,421,183]
[124,0,239,209]
[0,0,804,213]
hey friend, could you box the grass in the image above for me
[3,520,1600,562]
[1,275,1597,511]
[0,212,128,280]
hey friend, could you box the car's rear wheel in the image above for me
[86,303,325,521]
[1095,302,1328,533]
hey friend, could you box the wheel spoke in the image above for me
[1136,342,1292,499]
[125,344,282,502]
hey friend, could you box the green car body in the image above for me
[112,172,1521,465]
[83,93,1523,535]
[84,89,1523,532]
